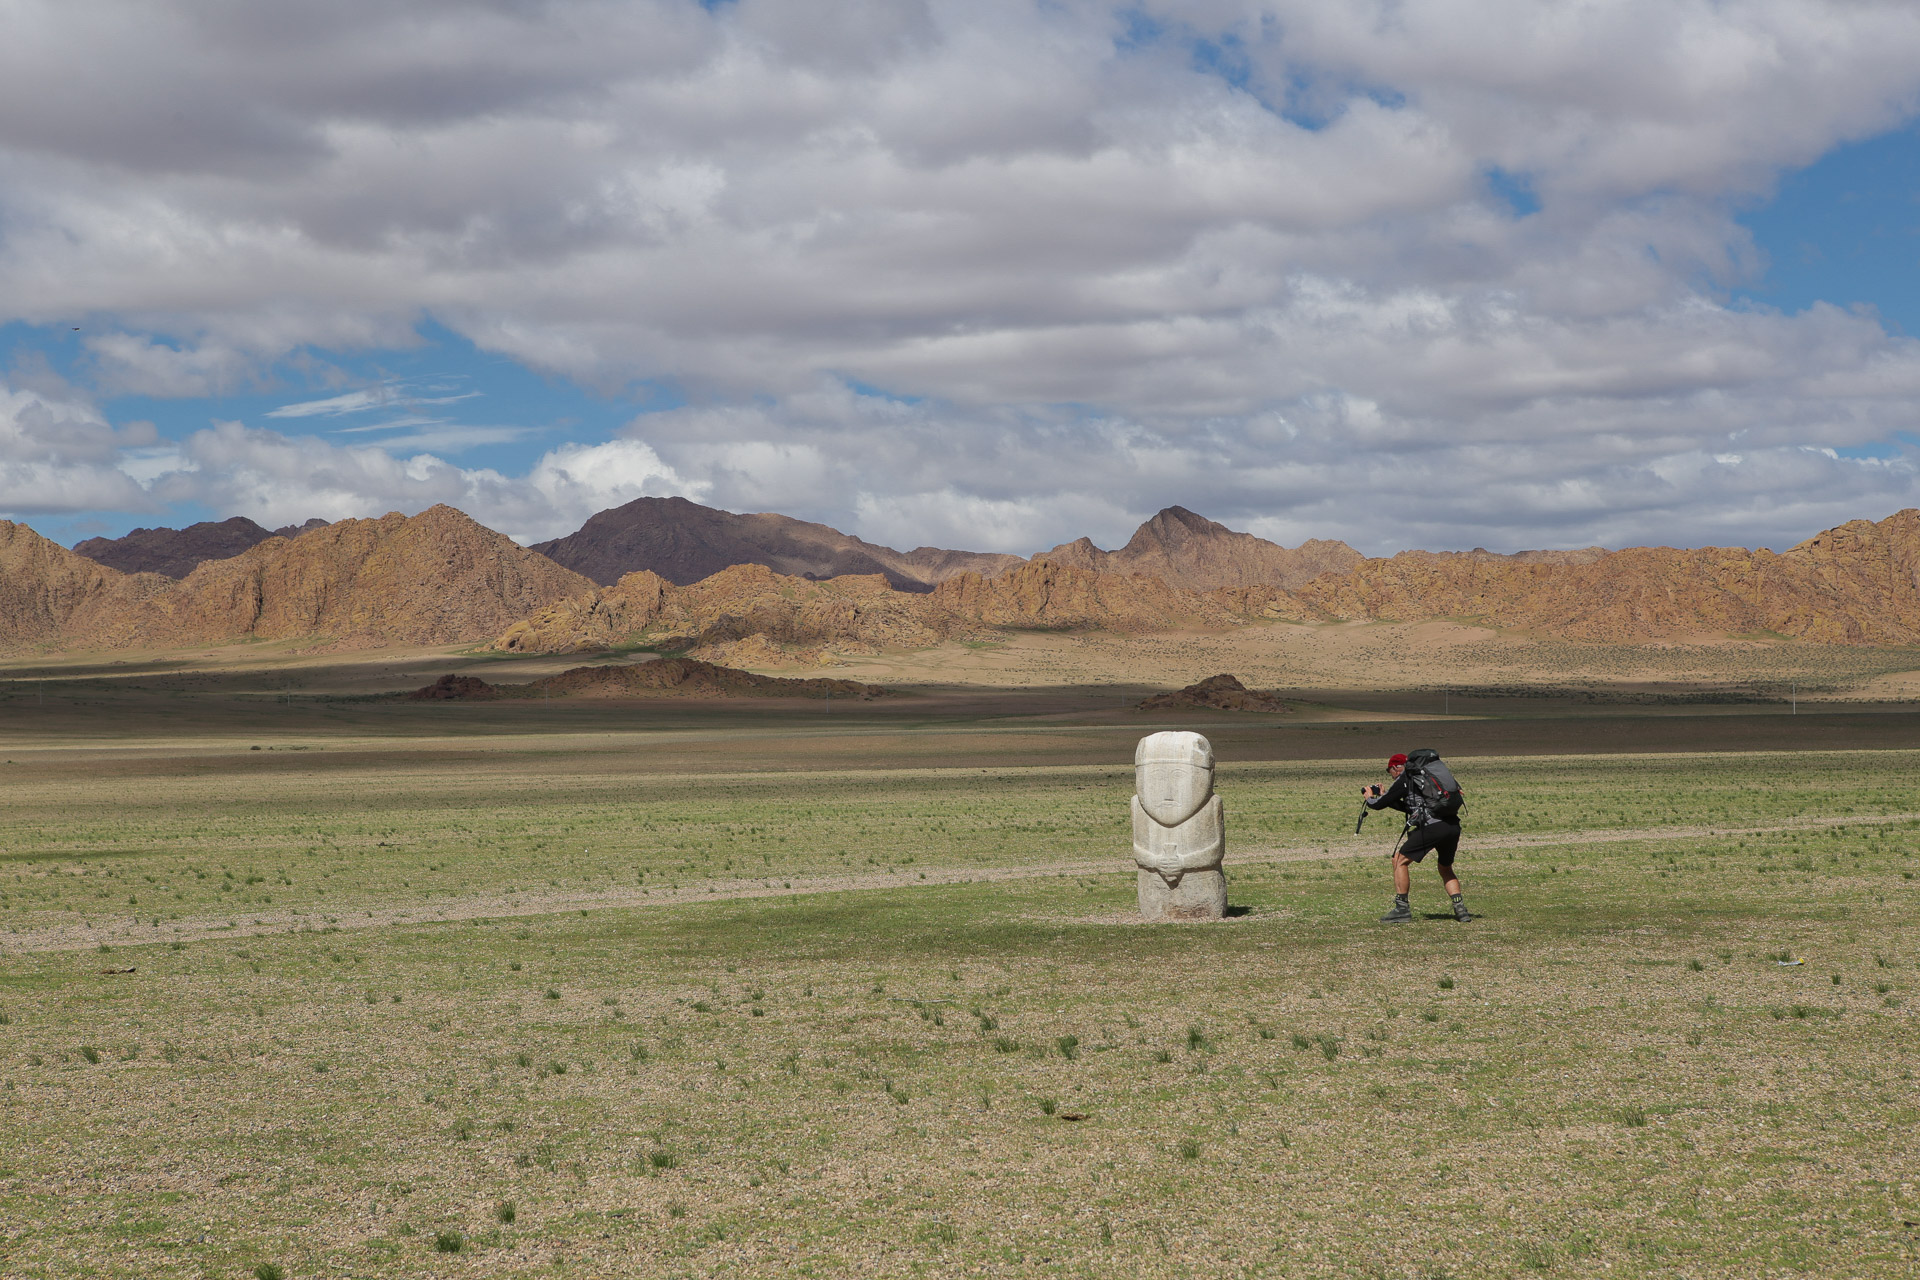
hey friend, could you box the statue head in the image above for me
[1135,730,1215,826]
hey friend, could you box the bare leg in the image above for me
[1393,850,1412,895]
[1439,862,1460,896]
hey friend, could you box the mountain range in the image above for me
[530,495,1022,590]
[74,516,331,578]
[14,498,1920,657]
[1034,506,1361,590]
[2,506,588,651]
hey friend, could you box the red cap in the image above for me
[1387,753,1408,769]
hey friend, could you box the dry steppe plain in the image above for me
[2,626,1918,1278]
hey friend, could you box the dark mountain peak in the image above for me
[1040,508,1361,590]
[532,496,1021,589]
[74,516,276,579]
[1124,506,1232,553]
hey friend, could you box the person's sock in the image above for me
[1397,893,1411,910]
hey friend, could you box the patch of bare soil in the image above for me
[825,618,1920,700]
[12,810,1911,955]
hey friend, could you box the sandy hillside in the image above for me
[821,618,1920,697]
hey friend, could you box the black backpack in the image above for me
[1404,748,1464,821]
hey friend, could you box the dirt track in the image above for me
[6,810,1909,956]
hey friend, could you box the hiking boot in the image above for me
[1451,899,1474,922]
[1379,900,1413,924]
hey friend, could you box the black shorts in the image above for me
[1399,821,1460,865]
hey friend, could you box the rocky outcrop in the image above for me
[492,558,1239,658]
[494,508,1920,657]
[74,516,329,578]
[494,564,950,656]
[0,521,134,647]
[94,505,596,649]
[1138,674,1288,713]
[531,498,1351,596]
[1036,506,1361,590]
[532,495,1020,590]
[2,506,592,652]
[411,658,889,700]
[1291,508,1920,644]
[20,503,1920,659]
[928,558,1236,631]
[409,674,499,700]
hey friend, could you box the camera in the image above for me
[1368,784,1382,797]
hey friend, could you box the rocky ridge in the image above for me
[12,502,1920,659]
[1137,674,1289,713]
[75,517,330,578]
[409,659,888,700]
[532,495,1021,590]
[1037,506,1361,589]
[0,521,129,647]
[1293,510,1920,644]
[489,508,1920,658]
[490,558,1239,659]
[1,506,591,651]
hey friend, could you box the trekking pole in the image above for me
[1355,803,1370,835]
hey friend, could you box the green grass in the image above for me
[2,743,1917,935]
[0,717,1916,1276]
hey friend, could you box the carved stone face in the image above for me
[1134,730,1215,826]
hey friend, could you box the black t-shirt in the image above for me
[1364,773,1412,815]
[1365,771,1450,826]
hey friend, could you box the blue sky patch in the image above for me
[1487,168,1541,219]
[1737,125,1920,335]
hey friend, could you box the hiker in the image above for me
[1360,750,1472,924]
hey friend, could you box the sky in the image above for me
[3,1,1920,558]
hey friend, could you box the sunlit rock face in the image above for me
[1131,731,1226,921]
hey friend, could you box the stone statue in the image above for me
[1131,730,1226,920]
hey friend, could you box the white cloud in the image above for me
[2,2,1920,551]
[266,389,391,418]
[268,385,481,417]
[0,381,153,514]
[331,423,536,452]
[524,439,710,531]
[133,423,706,545]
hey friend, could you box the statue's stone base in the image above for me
[1137,868,1226,921]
